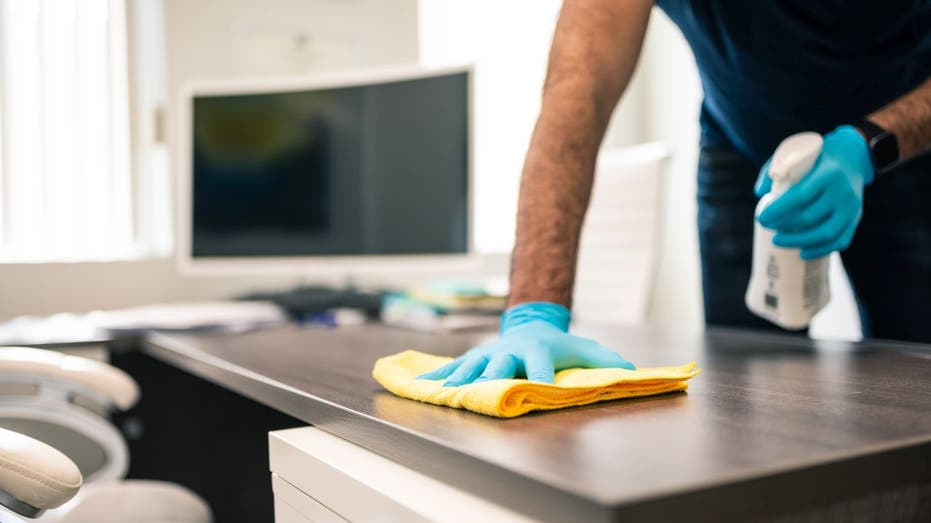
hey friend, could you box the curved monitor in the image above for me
[177,65,475,275]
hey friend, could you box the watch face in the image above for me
[872,133,899,170]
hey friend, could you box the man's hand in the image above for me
[754,126,874,260]
[417,302,634,386]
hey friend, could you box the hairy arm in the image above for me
[869,75,931,161]
[508,0,653,308]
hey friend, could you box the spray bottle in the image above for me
[745,132,830,329]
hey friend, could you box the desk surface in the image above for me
[145,325,931,523]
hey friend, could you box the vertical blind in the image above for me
[0,0,132,262]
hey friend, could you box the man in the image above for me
[421,1,931,386]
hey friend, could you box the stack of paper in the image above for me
[381,281,505,333]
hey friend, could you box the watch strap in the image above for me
[853,119,900,174]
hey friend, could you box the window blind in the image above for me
[0,0,133,262]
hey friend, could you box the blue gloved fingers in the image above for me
[757,167,831,227]
[772,211,846,249]
[473,353,520,383]
[523,348,555,384]
[761,192,834,232]
[773,200,860,256]
[754,158,773,197]
[443,354,490,387]
[799,213,860,260]
[417,355,466,380]
[580,344,636,370]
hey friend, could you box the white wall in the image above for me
[161,0,419,86]
[418,0,559,253]
[0,255,510,319]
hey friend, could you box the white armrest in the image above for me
[0,347,139,411]
[0,427,82,515]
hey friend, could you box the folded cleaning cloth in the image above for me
[372,350,701,418]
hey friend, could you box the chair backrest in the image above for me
[0,347,138,486]
[572,143,670,325]
[0,348,138,411]
[0,427,82,519]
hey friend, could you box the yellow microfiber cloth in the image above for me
[372,350,701,418]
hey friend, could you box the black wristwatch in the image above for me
[852,119,899,174]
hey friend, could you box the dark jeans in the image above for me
[696,145,931,343]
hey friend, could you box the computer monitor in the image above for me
[177,65,475,275]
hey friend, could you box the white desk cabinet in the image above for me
[268,427,534,523]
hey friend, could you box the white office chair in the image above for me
[0,426,81,521]
[0,347,211,522]
[573,142,670,325]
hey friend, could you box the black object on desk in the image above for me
[144,324,931,523]
[236,285,387,321]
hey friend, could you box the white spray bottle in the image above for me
[745,132,830,329]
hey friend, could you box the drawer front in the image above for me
[269,427,535,523]
[275,498,312,523]
[273,473,347,523]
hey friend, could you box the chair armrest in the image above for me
[0,427,82,516]
[0,347,139,410]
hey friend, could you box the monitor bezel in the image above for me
[176,64,479,276]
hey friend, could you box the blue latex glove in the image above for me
[417,302,635,386]
[754,125,874,260]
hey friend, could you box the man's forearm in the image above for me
[507,99,605,308]
[508,0,653,308]
[869,75,931,161]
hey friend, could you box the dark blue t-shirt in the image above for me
[656,1,931,165]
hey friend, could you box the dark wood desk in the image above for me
[144,324,931,523]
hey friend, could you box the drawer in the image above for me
[269,427,534,523]
[273,473,346,523]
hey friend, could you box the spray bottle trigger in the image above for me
[769,132,823,186]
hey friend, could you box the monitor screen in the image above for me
[190,71,469,258]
